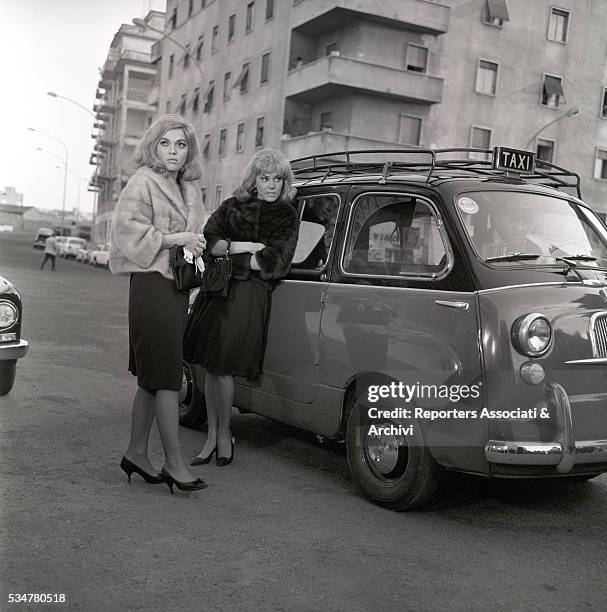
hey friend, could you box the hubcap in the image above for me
[364,424,407,476]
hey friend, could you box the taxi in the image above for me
[181,146,607,510]
[0,274,28,395]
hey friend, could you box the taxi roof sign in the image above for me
[493,146,535,174]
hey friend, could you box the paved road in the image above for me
[1,231,606,611]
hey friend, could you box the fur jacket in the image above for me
[109,166,205,280]
[204,196,299,283]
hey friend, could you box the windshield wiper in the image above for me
[485,253,542,263]
[555,255,597,262]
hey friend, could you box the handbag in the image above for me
[169,245,203,293]
[200,239,232,298]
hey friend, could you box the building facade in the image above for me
[114,0,607,215]
[90,10,165,242]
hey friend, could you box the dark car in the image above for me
[180,147,607,510]
[0,275,28,395]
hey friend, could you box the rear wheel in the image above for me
[345,394,443,510]
[0,361,17,396]
[179,362,207,429]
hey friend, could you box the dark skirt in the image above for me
[129,272,188,391]
[183,276,272,381]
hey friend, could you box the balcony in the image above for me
[281,130,424,161]
[151,40,162,64]
[285,55,443,104]
[291,0,449,35]
[93,103,115,114]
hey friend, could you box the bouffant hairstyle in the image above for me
[133,114,202,181]
[233,148,296,202]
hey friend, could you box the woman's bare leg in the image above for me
[123,386,157,474]
[155,389,196,481]
[214,374,235,458]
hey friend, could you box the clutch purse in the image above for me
[200,239,232,298]
[169,245,203,293]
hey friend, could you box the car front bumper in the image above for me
[485,381,607,474]
[0,339,29,361]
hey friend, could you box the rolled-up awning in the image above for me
[487,0,510,22]
[544,75,564,96]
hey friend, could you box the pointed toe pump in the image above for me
[160,468,208,494]
[216,438,235,467]
[120,457,164,484]
[190,447,217,466]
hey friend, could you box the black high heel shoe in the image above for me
[120,457,164,484]
[190,446,216,466]
[160,467,207,494]
[216,438,235,467]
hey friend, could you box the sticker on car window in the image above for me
[458,197,479,215]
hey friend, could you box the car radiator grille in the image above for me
[591,313,607,358]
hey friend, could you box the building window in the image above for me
[201,0,206,7]
[470,126,492,160]
[482,0,509,27]
[204,81,214,112]
[203,134,211,160]
[594,149,607,180]
[166,100,171,113]
[196,37,203,61]
[183,46,190,69]
[228,14,236,42]
[215,185,223,207]
[219,128,227,156]
[169,7,177,30]
[536,139,555,163]
[476,59,498,95]
[260,52,271,84]
[223,72,231,101]
[188,0,193,17]
[236,122,245,151]
[246,2,254,32]
[233,62,250,93]
[548,7,570,43]
[179,96,186,116]
[200,186,207,206]
[398,115,422,145]
[255,116,265,147]
[168,55,174,79]
[405,44,428,73]
[266,0,274,20]
[193,88,200,113]
[320,111,333,131]
[325,42,339,56]
[602,88,607,119]
[542,74,564,108]
[212,25,219,53]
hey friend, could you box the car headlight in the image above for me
[511,313,552,357]
[0,300,18,329]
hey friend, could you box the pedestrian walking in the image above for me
[40,231,58,270]
[109,114,208,494]
[184,149,299,467]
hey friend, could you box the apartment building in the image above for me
[90,10,164,242]
[136,0,607,214]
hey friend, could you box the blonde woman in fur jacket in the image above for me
[110,114,207,494]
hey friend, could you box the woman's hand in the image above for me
[249,242,266,254]
[182,232,206,257]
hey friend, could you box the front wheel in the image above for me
[345,397,443,510]
[179,362,207,429]
[0,361,17,396]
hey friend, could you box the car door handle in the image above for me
[434,300,470,311]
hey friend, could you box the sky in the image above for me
[0,0,165,215]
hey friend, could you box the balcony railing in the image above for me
[285,55,443,104]
[291,0,450,35]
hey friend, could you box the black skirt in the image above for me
[183,275,271,381]
[128,272,188,391]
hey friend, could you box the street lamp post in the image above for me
[28,127,69,233]
[525,106,580,152]
[47,91,99,242]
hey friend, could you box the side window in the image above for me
[291,194,340,271]
[343,193,448,277]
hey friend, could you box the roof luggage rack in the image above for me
[290,148,581,198]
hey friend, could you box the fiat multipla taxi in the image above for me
[181,147,607,510]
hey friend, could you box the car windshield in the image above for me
[456,191,607,267]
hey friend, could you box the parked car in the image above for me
[0,275,28,395]
[180,147,607,510]
[89,243,110,268]
[33,227,54,249]
[59,237,87,259]
[54,236,68,257]
[75,246,90,263]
